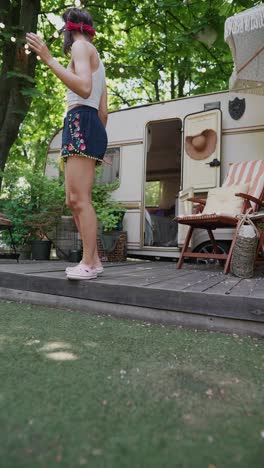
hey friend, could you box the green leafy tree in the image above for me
[0,0,41,188]
[1,0,262,184]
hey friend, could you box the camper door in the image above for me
[178,109,222,246]
[182,109,222,191]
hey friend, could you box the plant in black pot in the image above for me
[26,210,62,261]
[0,168,66,260]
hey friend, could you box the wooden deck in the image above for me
[0,260,264,337]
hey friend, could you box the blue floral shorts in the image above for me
[61,105,108,163]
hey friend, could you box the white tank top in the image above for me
[67,58,106,110]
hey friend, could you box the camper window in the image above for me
[97,147,120,184]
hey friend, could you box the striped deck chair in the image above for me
[176,159,264,273]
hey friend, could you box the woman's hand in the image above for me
[26,35,92,99]
[26,33,53,66]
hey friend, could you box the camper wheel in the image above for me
[193,240,231,265]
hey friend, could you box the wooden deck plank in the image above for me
[95,268,191,287]
[0,261,65,273]
[74,262,177,280]
[27,263,189,286]
[26,271,68,279]
[27,269,188,286]
[143,270,223,291]
[204,276,242,295]
[182,272,226,293]
[97,263,177,279]
[229,277,260,297]
[26,264,155,279]
[0,260,149,275]
[97,262,171,275]
[249,276,264,298]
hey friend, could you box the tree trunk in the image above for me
[178,69,185,98]
[0,0,40,190]
[170,71,175,100]
[154,78,160,102]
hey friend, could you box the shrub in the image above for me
[0,168,66,246]
[0,166,126,248]
[92,169,126,231]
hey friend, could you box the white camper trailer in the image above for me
[46,90,264,259]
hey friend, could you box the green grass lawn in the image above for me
[0,300,263,468]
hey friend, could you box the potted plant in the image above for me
[0,167,66,260]
[25,207,63,260]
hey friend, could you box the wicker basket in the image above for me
[230,235,258,278]
[230,216,259,278]
[97,231,127,262]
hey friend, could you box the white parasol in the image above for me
[224,4,264,94]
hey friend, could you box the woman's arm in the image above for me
[26,34,92,99]
[98,85,108,128]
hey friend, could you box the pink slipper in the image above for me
[65,262,81,274]
[66,263,97,280]
[94,265,104,275]
[66,263,104,275]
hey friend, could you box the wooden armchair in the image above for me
[176,160,264,273]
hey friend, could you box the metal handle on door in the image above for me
[205,158,220,167]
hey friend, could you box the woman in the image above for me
[26,8,108,280]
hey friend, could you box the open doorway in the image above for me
[144,119,182,248]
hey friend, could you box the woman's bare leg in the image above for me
[64,155,102,267]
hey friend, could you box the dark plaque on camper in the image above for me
[229,97,245,120]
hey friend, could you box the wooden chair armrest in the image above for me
[187,198,206,205]
[235,193,264,207]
